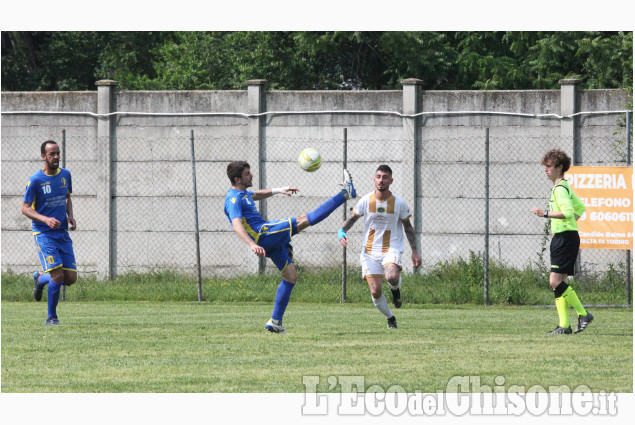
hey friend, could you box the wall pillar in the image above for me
[402,78,423,271]
[559,78,582,274]
[96,79,117,279]
[559,78,582,163]
[247,79,267,273]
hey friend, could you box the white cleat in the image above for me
[342,169,357,200]
[265,318,287,334]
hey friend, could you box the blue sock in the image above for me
[38,273,51,286]
[306,193,346,226]
[47,280,61,319]
[272,279,295,322]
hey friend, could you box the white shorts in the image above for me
[360,248,403,278]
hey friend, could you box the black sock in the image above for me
[553,282,570,298]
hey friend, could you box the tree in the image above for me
[1,31,632,92]
[1,32,171,91]
[452,31,633,90]
[292,31,457,90]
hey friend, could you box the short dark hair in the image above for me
[227,161,250,184]
[541,149,571,174]
[41,140,58,155]
[376,164,392,175]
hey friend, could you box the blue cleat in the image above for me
[342,169,356,200]
[44,317,60,326]
[33,271,44,302]
[265,318,287,334]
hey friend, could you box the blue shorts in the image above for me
[33,231,76,273]
[256,218,298,271]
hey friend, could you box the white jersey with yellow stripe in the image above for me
[352,191,412,255]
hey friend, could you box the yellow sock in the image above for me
[562,286,587,316]
[555,296,570,328]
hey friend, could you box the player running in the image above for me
[531,149,593,335]
[21,140,77,325]
[338,165,421,328]
[224,161,356,334]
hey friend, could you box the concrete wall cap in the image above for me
[95,80,118,86]
[401,78,423,85]
[247,79,268,86]
[558,79,582,85]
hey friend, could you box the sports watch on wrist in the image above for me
[543,210,549,218]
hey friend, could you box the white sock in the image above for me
[389,275,402,291]
[372,295,393,318]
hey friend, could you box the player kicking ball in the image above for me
[531,149,593,335]
[224,161,356,334]
[338,165,421,328]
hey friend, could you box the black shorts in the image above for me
[550,231,580,275]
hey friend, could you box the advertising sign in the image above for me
[565,166,633,250]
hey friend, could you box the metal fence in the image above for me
[1,127,632,303]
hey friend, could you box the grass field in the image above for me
[1,300,632,393]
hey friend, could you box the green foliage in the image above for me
[95,32,176,89]
[455,31,523,89]
[1,32,173,91]
[2,31,632,91]
[1,32,103,90]
[575,31,633,89]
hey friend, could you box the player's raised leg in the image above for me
[32,234,52,301]
[62,269,77,286]
[296,169,357,233]
[32,270,50,302]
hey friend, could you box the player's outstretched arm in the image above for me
[231,217,265,257]
[402,219,421,268]
[338,210,360,247]
[252,186,299,200]
[279,187,299,196]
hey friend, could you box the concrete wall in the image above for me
[1,80,631,278]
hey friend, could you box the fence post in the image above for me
[342,128,348,302]
[484,127,490,305]
[559,78,582,158]
[559,78,582,275]
[247,79,267,274]
[190,130,203,302]
[61,129,67,301]
[401,78,423,273]
[627,111,632,306]
[96,79,118,279]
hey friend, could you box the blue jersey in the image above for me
[224,189,266,240]
[23,168,72,234]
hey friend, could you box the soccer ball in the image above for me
[298,148,321,172]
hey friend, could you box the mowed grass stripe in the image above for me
[1,301,632,393]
